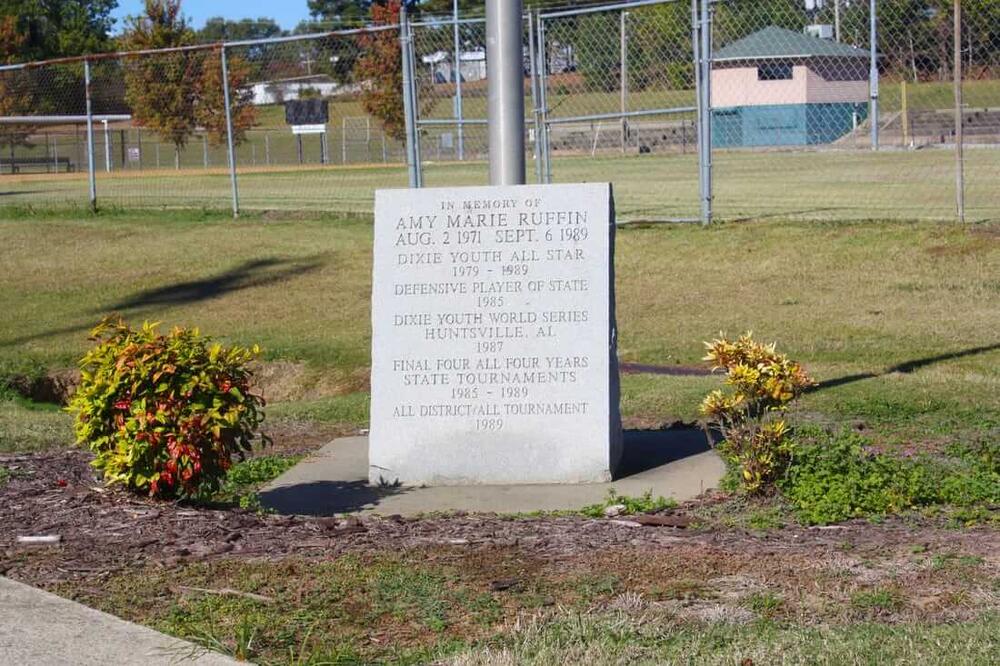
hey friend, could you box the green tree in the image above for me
[575,12,620,93]
[307,0,372,28]
[196,17,282,43]
[0,0,117,61]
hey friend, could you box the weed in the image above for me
[930,553,984,571]
[744,591,784,617]
[851,588,904,613]
[780,427,1000,524]
[746,507,787,531]
[199,454,301,510]
[580,489,676,518]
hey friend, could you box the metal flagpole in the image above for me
[221,45,240,218]
[486,0,526,185]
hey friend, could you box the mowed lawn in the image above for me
[1,209,998,451]
[1,147,999,222]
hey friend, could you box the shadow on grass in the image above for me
[0,190,52,197]
[808,343,1000,393]
[1,255,327,348]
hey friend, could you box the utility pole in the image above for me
[486,0,525,185]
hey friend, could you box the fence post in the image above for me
[221,45,240,218]
[83,58,97,211]
[901,80,910,147]
[486,0,526,185]
[698,0,713,225]
[528,12,543,184]
[692,0,704,213]
[536,12,551,184]
[953,0,965,223]
[453,0,464,161]
[400,6,421,188]
[869,0,879,151]
[103,119,111,172]
[620,10,628,154]
[834,0,841,42]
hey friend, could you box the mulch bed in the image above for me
[2,450,998,589]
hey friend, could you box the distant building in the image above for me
[251,76,343,106]
[711,26,870,147]
[421,49,487,84]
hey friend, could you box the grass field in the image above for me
[2,208,998,453]
[246,78,1000,127]
[1,147,998,222]
[2,206,998,664]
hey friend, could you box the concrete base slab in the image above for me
[260,430,725,516]
[0,576,240,666]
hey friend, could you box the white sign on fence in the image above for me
[291,124,327,135]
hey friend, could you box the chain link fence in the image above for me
[705,0,1000,222]
[0,0,997,222]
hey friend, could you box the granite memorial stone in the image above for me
[369,183,622,485]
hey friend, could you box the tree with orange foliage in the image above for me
[0,16,37,167]
[195,48,257,147]
[354,0,430,142]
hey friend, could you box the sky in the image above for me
[111,0,312,33]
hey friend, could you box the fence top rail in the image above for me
[0,115,131,124]
[539,0,682,20]
[410,16,487,28]
[0,23,400,73]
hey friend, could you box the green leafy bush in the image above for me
[67,318,268,498]
[700,333,814,495]
[781,428,1000,524]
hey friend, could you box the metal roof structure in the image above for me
[713,26,869,62]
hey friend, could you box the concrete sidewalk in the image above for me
[0,576,242,665]
[261,430,725,516]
